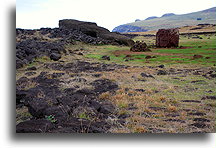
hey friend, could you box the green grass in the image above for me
[84,33,216,66]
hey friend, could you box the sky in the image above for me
[16,0,215,31]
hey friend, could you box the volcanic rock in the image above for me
[50,53,61,61]
[101,55,110,61]
[59,19,134,46]
[130,41,151,52]
[157,70,167,75]
[16,119,53,133]
[156,28,179,47]
[193,54,203,59]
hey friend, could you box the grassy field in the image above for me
[75,33,216,133]
[84,33,216,66]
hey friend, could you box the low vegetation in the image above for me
[16,26,216,133]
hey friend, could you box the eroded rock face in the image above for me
[130,41,151,52]
[156,28,179,48]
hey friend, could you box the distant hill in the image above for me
[161,13,175,17]
[112,7,216,33]
[145,16,158,20]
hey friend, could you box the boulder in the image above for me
[156,28,179,48]
[130,41,151,52]
[193,54,203,59]
[101,55,110,61]
[90,79,119,94]
[157,70,167,75]
[59,19,134,46]
[50,53,61,61]
[16,119,53,133]
[98,102,115,114]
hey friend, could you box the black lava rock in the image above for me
[50,53,61,61]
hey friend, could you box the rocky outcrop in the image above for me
[130,41,151,52]
[16,38,65,69]
[59,19,134,46]
[16,19,135,69]
[156,28,179,48]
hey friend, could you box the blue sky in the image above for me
[16,0,215,31]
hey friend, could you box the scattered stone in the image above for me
[206,90,213,93]
[191,80,206,83]
[27,97,49,118]
[145,56,152,59]
[188,112,206,116]
[92,74,102,77]
[50,53,61,61]
[89,100,101,110]
[201,96,216,100]
[148,128,164,133]
[158,65,165,68]
[166,113,180,117]
[209,74,216,78]
[16,39,65,69]
[52,73,65,78]
[141,112,156,118]
[140,72,154,78]
[77,52,83,55]
[127,103,138,110]
[16,77,33,90]
[164,119,185,123]
[191,122,207,128]
[172,77,180,80]
[193,118,210,122]
[71,77,87,82]
[101,55,110,61]
[130,41,151,52]
[149,106,166,111]
[26,66,37,71]
[25,72,37,76]
[156,28,179,47]
[48,61,127,73]
[193,71,201,75]
[193,54,203,59]
[127,93,134,97]
[90,79,118,94]
[181,100,201,103]
[124,88,129,92]
[157,70,167,75]
[118,114,130,119]
[134,89,145,92]
[16,89,27,105]
[16,119,53,133]
[98,102,115,114]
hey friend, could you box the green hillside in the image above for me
[112,7,216,32]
